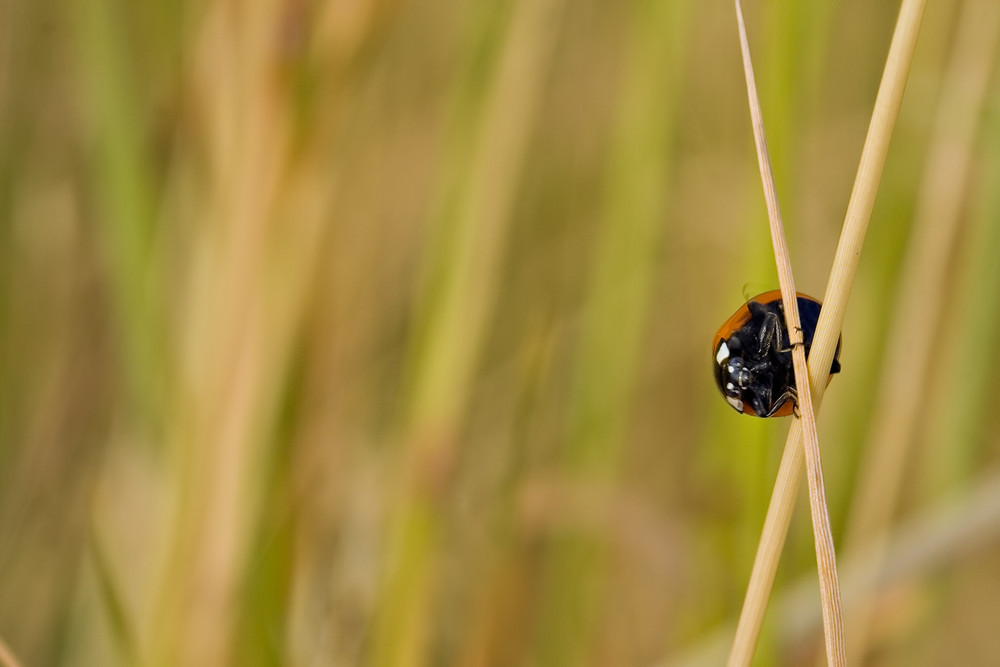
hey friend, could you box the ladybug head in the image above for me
[714,337,752,414]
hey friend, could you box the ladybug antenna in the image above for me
[741,283,753,302]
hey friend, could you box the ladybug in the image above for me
[712,290,841,417]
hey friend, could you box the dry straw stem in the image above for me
[731,1,845,665]
[666,466,1000,667]
[728,0,928,663]
[841,1,1000,662]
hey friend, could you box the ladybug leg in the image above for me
[781,340,806,354]
[747,372,774,417]
[751,390,771,418]
[754,306,803,356]
[747,301,785,357]
[759,388,796,417]
[782,326,806,354]
[760,313,786,354]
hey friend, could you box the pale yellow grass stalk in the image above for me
[727,0,928,664]
[666,467,1000,667]
[841,1,1000,662]
[731,1,845,664]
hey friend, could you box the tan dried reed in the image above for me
[730,1,845,663]
[727,0,928,664]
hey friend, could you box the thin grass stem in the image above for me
[730,2,845,664]
[727,0,928,662]
[666,467,1000,667]
[841,1,1000,661]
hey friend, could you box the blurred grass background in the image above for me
[2,0,1000,665]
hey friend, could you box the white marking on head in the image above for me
[716,341,730,365]
[726,396,744,412]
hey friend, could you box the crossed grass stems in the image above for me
[727,0,928,664]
